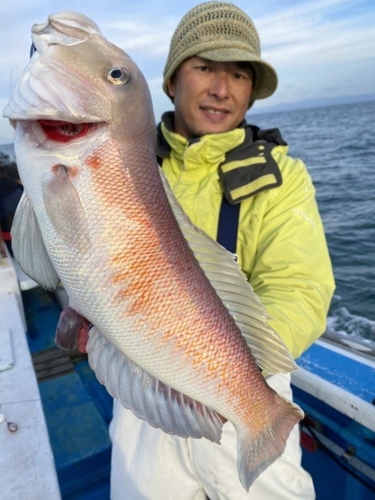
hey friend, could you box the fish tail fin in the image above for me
[236,395,304,491]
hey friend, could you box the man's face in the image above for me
[167,57,254,139]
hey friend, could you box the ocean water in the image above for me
[250,100,375,345]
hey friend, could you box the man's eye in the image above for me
[196,65,210,72]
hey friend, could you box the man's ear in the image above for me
[166,74,176,98]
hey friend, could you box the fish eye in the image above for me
[107,67,131,85]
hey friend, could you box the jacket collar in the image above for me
[156,112,246,166]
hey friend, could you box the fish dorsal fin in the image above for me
[87,326,223,442]
[159,170,297,375]
[11,192,60,291]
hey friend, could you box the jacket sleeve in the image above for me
[248,149,335,359]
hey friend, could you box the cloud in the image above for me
[256,0,375,68]
[104,20,174,57]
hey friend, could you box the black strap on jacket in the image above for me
[217,196,240,254]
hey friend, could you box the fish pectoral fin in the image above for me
[160,171,297,376]
[42,164,90,253]
[11,192,60,290]
[236,394,304,491]
[55,306,85,350]
[87,327,223,443]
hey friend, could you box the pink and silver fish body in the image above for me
[3,12,303,491]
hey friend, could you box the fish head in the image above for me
[3,11,156,150]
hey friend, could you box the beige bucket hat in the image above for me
[163,1,278,103]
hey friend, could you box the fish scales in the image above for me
[77,142,241,374]
[75,140,244,377]
[3,11,304,491]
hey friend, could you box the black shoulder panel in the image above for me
[218,125,285,204]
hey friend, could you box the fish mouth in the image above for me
[38,120,96,142]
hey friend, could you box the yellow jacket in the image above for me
[157,114,335,359]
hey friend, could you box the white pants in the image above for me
[109,373,315,500]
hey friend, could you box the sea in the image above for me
[1,100,374,347]
[249,99,375,346]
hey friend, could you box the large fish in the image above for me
[3,12,303,491]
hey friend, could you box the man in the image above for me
[109,2,335,498]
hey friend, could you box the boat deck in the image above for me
[0,255,61,499]
[22,286,113,499]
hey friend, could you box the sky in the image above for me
[0,0,374,144]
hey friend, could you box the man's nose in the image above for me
[208,72,230,99]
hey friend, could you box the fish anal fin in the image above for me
[87,326,223,443]
[11,192,60,290]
